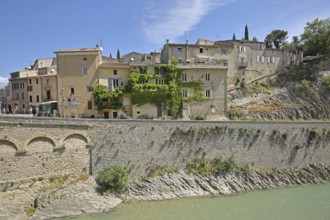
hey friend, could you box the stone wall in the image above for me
[89,120,330,177]
[0,116,329,187]
[0,119,91,191]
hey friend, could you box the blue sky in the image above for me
[0,0,329,86]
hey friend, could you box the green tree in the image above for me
[116,49,121,60]
[92,85,108,111]
[300,18,330,57]
[252,36,258,42]
[232,33,236,40]
[264,29,288,49]
[110,53,112,58]
[96,164,129,194]
[244,25,249,41]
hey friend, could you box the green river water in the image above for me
[62,183,330,220]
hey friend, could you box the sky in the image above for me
[0,0,329,87]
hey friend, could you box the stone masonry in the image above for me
[0,116,329,191]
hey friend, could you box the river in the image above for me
[61,183,330,220]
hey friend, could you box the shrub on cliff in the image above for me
[186,158,212,176]
[96,164,129,194]
[212,157,251,175]
[186,157,251,176]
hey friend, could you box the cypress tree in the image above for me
[232,33,236,40]
[244,25,249,41]
[116,49,121,60]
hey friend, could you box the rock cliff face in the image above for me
[128,164,330,201]
[2,164,330,220]
[228,71,330,120]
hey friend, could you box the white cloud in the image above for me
[141,0,234,46]
[0,76,9,87]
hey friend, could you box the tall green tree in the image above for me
[300,18,330,57]
[252,37,258,42]
[232,33,236,40]
[264,29,288,49]
[244,25,249,41]
[116,49,121,60]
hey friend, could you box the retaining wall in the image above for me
[0,117,329,188]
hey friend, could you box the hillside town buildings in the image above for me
[2,39,303,120]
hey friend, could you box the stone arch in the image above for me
[23,133,57,154]
[59,131,91,148]
[0,137,20,151]
[0,138,20,158]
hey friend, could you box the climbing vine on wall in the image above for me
[92,58,204,118]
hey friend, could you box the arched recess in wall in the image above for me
[24,134,56,154]
[60,131,91,149]
[0,138,19,158]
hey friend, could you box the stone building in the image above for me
[55,48,101,118]
[162,39,303,88]
[7,58,57,114]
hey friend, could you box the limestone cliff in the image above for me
[228,61,330,120]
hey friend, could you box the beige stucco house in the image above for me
[8,58,57,114]
[55,48,101,118]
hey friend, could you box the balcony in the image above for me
[177,62,228,70]
[44,85,52,90]
[238,62,248,68]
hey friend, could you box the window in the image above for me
[205,89,211,98]
[46,79,50,85]
[178,47,182,53]
[183,89,188,97]
[47,90,51,100]
[29,79,32,84]
[108,78,123,91]
[205,73,210,81]
[156,79,165,85]
[113,69,117,75]
[221,48,227,55]
[29,96,32,102]
[123,98,130,105]
[70,87,75,95]
[36,95,40,102]
[257,56,265,63]
[268,57,275,63]
[88,101,93,110]
[199,47,204,53]
[36,78,39,84]
[258,44,264,50]
[239,46,246,53]
[87,86,93,92]
[147,56,151,60]
[27,86,33,91]
[82,66,88,76]
[181,73,187,82]
[22,93,24,99]
[17,93,19,100]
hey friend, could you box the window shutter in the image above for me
[257,56,260,63]
[108,77,114,92]
[261,56,265,63]
[119,78,124,86]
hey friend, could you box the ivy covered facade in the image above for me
[93,57,228,120]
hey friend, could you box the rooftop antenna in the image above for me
[98,38,103,53]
